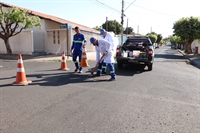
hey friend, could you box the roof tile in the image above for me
[0,2,99,33]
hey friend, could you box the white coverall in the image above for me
[95,39,116,79]
[95,39,115,63]
[104,32,118,56]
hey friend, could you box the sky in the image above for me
[1,0,200,38]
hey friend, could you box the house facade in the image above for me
[0,2,101,55]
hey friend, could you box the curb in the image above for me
[178,50,200,69]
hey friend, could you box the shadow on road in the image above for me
[27,71,108,86]
[0,62,150,88]
[154,54,184,60]
[115,64,149,76]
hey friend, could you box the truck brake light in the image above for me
[116,47,121,54]
[148,49,153,56]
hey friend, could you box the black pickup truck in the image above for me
[116,36,154,71]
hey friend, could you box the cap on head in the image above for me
[100,29,106,35]
[90,37,96,44]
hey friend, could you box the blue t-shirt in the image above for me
[71,33,87,51]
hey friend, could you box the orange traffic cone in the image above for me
[13,54,32,85]
[59,51,69,70]
[80,48,89,67]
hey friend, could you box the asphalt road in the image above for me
[0,45,200,133]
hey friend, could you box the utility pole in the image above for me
[114,19,116,34]
[121,0,124,45]
[126,18,128,36]
[106,17,108,31]
[137,25,139,34]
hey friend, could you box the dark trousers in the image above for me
[96,61,107,75]
[72,50,82,71]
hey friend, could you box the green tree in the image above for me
[169,35,185,49]
[146,33,157,44]
[93,26,102,31]
[123,27,134,34]
[156,34,162,43]
[173,16,200,53]
[0,6,41,54]
[102,20,121,34]
[169,35,177,44]
[147,32,162,43]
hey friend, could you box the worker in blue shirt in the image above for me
[70,26,87,73]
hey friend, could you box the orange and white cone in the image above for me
[59,51,69,70]
[13,54,32,86]
[80,48,89,67]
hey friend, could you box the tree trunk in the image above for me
[183,44,186,51]
[4,38,12,54]
[178,43,180,49]
[185,42,192,54]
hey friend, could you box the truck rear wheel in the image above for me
[147,63,153,71]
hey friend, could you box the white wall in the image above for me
[44,19,60,30]
[0,17,102,55]
[24,19,46,52]
[0,31,33,55]
[33,31,45,52]
[46,29,67,55]
[191,39,200,53]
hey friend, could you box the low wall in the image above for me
[0,31,33,55]
[191,39,200,53]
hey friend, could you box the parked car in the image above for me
[116,36,154,71]
[171,44,177,49]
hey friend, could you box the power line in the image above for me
[108,3,121,18]
[94,0,177,21]
[94,0,121,13]
[124,0,136,11]
[132,4,178,17]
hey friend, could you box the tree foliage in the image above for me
[93,26,102,31]
[148,34,157,44]
[0,6,41,54]
[123,27,134,34]
[172,16,200,53]
[156,34,162,43]
[102,20,122,34]
[169,35,182,44]
[146,32,157,44]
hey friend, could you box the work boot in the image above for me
[74,68,78,72]
[102,71,106,75]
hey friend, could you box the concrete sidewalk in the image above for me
[0,52,97,62]
[178,50,200,69]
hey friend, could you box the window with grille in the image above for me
[53,31,60,44]
[57,31,60,44]
[53,31,56,44]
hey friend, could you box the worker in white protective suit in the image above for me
[99,29,118,74]
[90,37,116,81]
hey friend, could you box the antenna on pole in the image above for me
[114,19,116,34]
[121,0,124,45]
[106,16,108,31]
[126,18,128,36]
